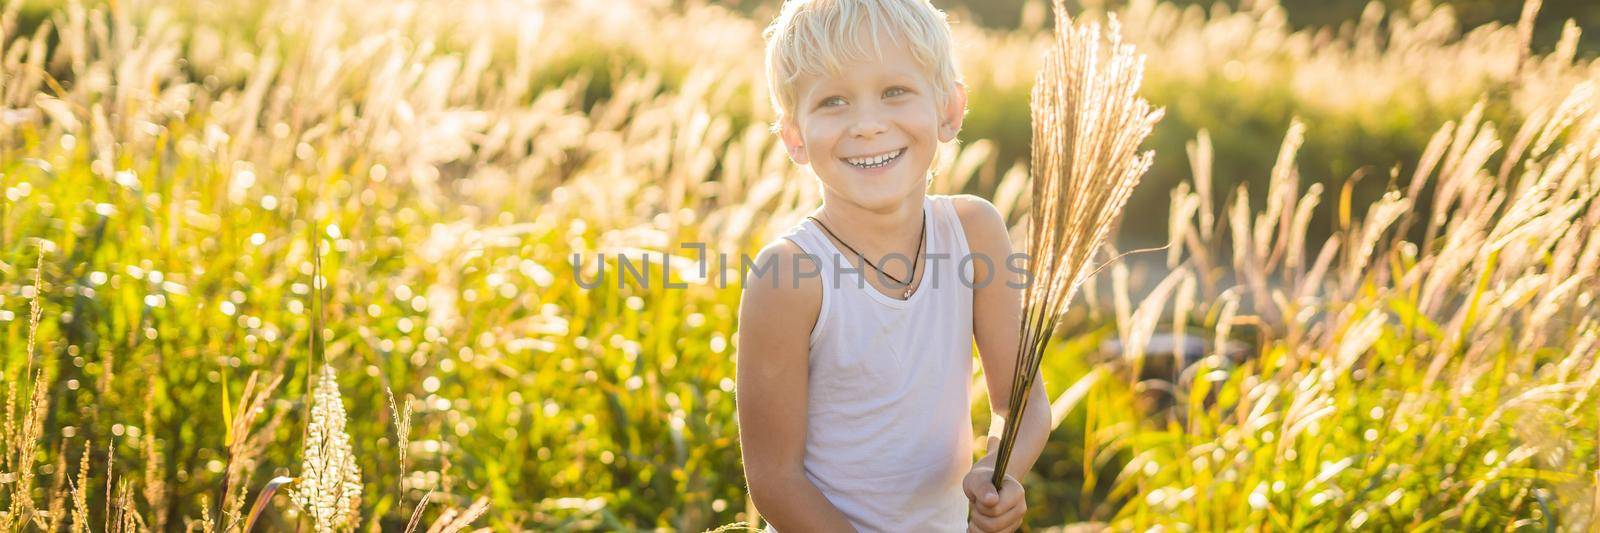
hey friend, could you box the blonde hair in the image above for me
[762,0,964,135]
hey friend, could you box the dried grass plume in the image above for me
[991,0,1164,484]
[292,365,363,532]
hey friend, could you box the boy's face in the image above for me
[779,33,966,212]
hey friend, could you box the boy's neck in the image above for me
[813,191,928,256]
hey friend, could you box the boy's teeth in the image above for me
[846,148,902,168]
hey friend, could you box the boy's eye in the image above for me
[820,96,846,108]
[884,86,909,98]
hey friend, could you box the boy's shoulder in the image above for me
[944,194,1009,250]
[741,235,823,298]
[748,234,812,273]
[943,193,1001,220]
[738,235,823,332]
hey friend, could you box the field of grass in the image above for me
[1,0,1597,530]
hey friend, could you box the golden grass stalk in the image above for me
[71,440,91,533]
[104,439,115,533]
[3,381,12,478]
[200,494,216,533]
[46,440,69,530]
[143,385,168,531]
[112,477,149,533]
[222,371,286,532]
[386,386,413,495]
[6,253,50,530]
[991,0,1163,486]
[404,490,434,533]
[424,496,489,533]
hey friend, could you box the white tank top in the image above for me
[766,194,975,532]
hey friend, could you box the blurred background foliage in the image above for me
[724,0,1600,51]
[697,0,1600,249]
[15,0,1592,248]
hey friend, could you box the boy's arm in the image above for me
[953,195,1053,484]
[736,240,859,533]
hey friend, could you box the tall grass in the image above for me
[1087,79,1600,529]
[0,0,1595,529]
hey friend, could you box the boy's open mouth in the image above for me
[841,147,906,169]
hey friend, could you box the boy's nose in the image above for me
[848,115,889,138]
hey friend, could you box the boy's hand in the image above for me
[961,465,1025,533]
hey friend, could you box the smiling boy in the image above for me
[735,1,1054,531]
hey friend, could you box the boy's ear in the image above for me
[778,118,810,165]
[938,82,968,143]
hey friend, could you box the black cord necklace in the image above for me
[806,208,927,299]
